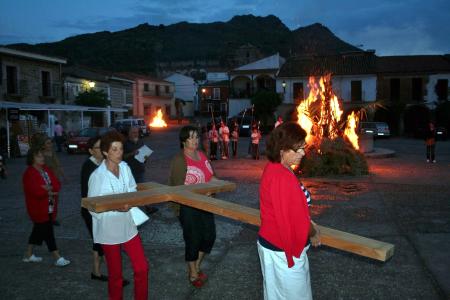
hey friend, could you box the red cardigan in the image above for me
[258,162,310,268]
[23,165,61,223]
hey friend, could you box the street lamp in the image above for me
[88,81,96,89]
[282,81,286,93]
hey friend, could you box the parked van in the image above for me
[114,118,150,137]
[360,122,390,137]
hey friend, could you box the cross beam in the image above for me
[82,179,394,262]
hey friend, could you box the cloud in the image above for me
[342,24,439,55]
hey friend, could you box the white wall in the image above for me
[165,73,197,116]
[207,72,228,82]
[425,73,450,108]
[278,74,377,104]
[228,98,251,117]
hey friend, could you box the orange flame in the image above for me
[344,111,359,150]
[149,109,168,128]
[296,75,359,150]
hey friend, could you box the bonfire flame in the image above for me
[297,74,359,150]
[149,109,168,128]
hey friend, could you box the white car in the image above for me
[360,122,390,137]
[114,118,150,137]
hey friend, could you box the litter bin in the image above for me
[358,132,374,153]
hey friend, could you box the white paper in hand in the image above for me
[130,207,149,226]
[134,145,153,163]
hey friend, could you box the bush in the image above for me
[300,137,368,177]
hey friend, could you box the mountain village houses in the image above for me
[1,45,449,157]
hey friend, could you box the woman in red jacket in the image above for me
[258,122,320,300]
[22,147,70,267]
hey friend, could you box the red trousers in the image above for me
[102,234,149,300]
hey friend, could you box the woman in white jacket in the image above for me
[88,131,149,300]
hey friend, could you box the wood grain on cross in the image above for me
[82,179,394,262]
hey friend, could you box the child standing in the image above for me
[208,124,219,160]
[230,119,239,158]
[251,127,262,160]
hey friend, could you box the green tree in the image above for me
[75,90,110,107]
[251,91,282,127]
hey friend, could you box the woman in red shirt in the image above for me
[258,122,320,300]
[22,148,70,267]
[169,125,216,288]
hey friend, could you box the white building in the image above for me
[164,73,197,117]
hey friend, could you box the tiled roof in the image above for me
[376,55,450,74]
[116,72,172,84]
[63,65,109,82]
[278,53,377,77]
[278,54,450,77]
[201,80,229,87]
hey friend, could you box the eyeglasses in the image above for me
[291,145,306,153]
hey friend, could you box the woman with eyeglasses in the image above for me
[169,125,216,288]
[258,122,321,300]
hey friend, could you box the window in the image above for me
[6,65,18,94]
[351,80,362,102]
[144,83,149,92]
[411,78,423,101]
[41,71,51,97]
[213,88,220,100]
[155,85,160,96]
[293,82,304,102]
[435,79,448,101]
[390,78,400,100]
[165,85,170,93]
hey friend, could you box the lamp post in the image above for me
[282,80,286,93]
[88,81,96,89]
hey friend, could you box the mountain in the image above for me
[7,15,362,74]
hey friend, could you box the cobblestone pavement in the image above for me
[0,127,449,300]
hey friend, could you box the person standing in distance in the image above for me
[123,126,158,214]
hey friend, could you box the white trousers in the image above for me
[257,241,312,300]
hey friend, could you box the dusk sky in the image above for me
[1,0,449,56]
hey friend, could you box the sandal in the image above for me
[190,277,204,288]
[198,271,208,281]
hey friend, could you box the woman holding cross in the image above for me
[88,131,149,300]
[258,122,321,300]
[169,125,216,288]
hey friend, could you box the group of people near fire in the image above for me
[21,117,321,300]
[204,118,264,160]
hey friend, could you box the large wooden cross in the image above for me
[82,179,394,262]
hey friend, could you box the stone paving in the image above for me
[0,126,449,299]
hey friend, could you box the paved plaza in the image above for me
[0,125,449,300]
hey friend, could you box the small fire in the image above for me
[297,74,359,149]
[149,109,168,128]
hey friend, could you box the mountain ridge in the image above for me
[6,15,362,74]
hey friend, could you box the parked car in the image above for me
[113,118,150,137]
[360,122,390,138]
[227,115,258,137]
[436,127,448,140]
[66,127,114,154]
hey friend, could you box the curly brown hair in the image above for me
[265,122,307,162]
[100,131,124,155]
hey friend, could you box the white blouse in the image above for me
[88,160,138,245]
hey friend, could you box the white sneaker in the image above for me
[426,159,430,163]
[23,254,43,263]
[433,160,436,163]
[55,257,71,267]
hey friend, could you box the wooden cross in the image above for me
[82,179,394,262]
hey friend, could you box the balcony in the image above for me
[1,79,28,101]
[142,90,173,99]
[39,83,62,103]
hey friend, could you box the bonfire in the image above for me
[296,75,368,176]
[149,109,168,128]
